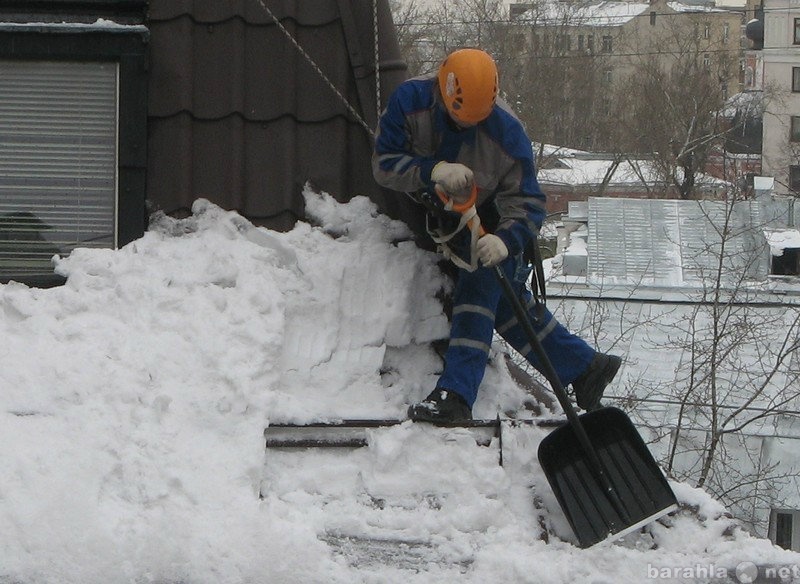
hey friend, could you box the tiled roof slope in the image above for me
[146,0,410,231]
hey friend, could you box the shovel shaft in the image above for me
[492,265,631,525]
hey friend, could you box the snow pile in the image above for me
[1,189,799,583]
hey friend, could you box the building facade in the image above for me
[511,0,744,98]
[761,0,800,196]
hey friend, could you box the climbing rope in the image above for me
[256,0,378,140]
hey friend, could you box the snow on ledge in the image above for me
[0,19,148,33]
[764,229,800,257]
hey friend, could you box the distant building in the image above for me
[510,0,744,98]
[761,0,800,197]
[536,145,730,215]
[546,194,800,547]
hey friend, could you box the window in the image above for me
[703,53,711,68]
[0,61,117,284]
[601,35,613,53]
[578,34,585,51]
[772,247,800,275]
[603,68,613,83]
[790,165,800,191]
[792,117,800,142]
[793,67,800,92]
[704,23,711,39]
[0,28,147,288]
[588,35,595,53]
[776,513,793,549]
[650,11,656,26]
[723,22,730,43]
[795,18,800,44]
[772,510,800,549]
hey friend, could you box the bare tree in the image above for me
[389,0,430,77]
[611,9,741,199]
[650,191,800,535]
[505,5,614,152]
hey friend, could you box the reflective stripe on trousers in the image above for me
[437,255,595,407]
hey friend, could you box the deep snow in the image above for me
[1,189,800,583]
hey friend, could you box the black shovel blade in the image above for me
[538,406,677,548]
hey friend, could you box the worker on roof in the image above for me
[372,48,621,422]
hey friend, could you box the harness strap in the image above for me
[526,238,548,321]
[428,205,483,272]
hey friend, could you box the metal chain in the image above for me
[256,0,376,139]
[373,0,381,123]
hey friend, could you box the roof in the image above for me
[542,195,800,518]
[146,0,409,231]
[536,146,729,189]
[765,228,800,255]
[515,0,728,28]
[517,0,651,27]
[552,196,800,296]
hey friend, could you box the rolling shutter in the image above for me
[0,60,118,281]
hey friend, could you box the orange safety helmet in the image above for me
[437,48,499,125]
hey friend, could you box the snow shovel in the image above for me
[493,265,677,548]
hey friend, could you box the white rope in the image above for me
[256,0,376,139]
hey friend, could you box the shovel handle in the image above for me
[436,184,486,237]
[434,183,478,213]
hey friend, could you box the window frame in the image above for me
[771,509,800,550]
[790,165,800,192]
[0,26,147,287]
[791,116,800,142]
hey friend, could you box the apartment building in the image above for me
[511,0,743,98]
[761,0,800,196]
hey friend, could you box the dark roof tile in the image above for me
[147,0,409,231]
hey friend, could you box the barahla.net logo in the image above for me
[647,561,800,582]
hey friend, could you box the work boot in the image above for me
[572,353,622,412]
[408,388,472,423]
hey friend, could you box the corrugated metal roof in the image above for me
[587,197,775,287]
[146,0,411,231]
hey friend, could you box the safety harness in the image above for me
[421,183,549,318]
[424,185,483,272]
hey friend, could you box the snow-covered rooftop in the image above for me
[2,192,799,581]
[515,0,726,27]
[536,146,729,189]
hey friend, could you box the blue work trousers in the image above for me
[437,255,595,407]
